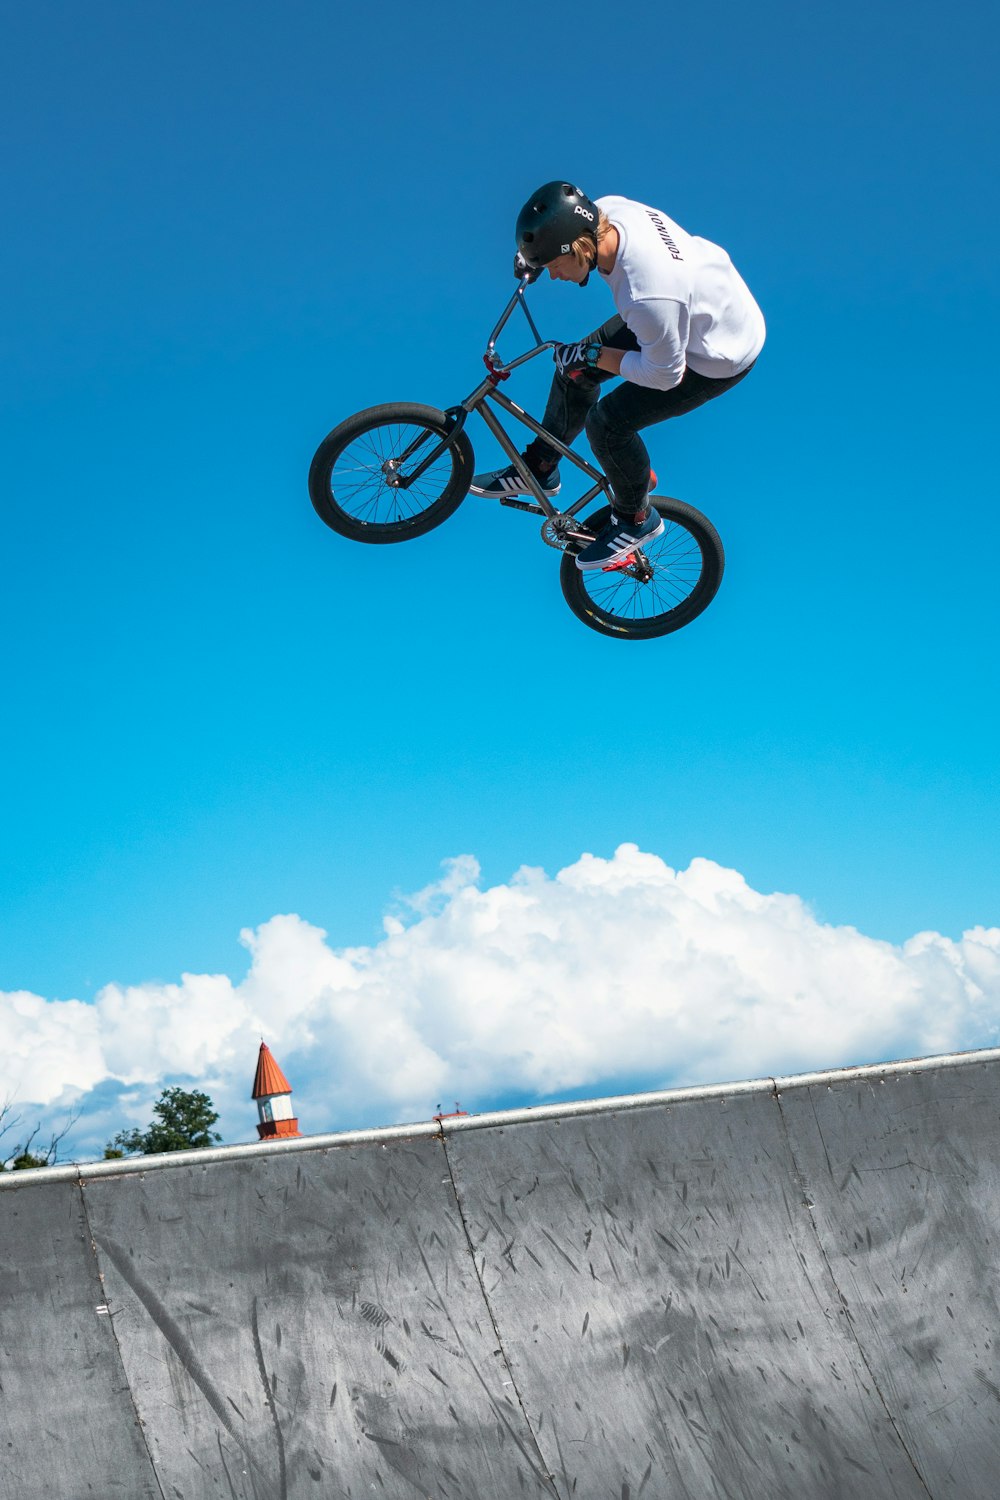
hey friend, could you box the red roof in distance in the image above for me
[252,1042,293,1100]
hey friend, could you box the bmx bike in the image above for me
[308,277,725,641]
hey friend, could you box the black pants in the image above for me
[533,315,755,518]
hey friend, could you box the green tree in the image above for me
[10,1150,49,1170]
[1,1098,79,1171]
[108,1086,222,1156]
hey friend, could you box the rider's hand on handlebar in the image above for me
[554,340,602,378]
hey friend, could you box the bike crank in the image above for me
[601,550,655,582]
[540,514,595,554]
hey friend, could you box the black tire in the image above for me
[308,402,475,544]
[559,496,724,640]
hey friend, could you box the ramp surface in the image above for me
[2,1049,999,1498]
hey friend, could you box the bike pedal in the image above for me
[602,552,637,573]
[499,496,545,516]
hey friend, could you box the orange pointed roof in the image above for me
[252,1041,293,1100]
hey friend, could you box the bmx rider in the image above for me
[471,182,766,571]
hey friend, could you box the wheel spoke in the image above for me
[327,420,457,528]
[574,508,711,627]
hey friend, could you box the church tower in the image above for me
[251,1041,302,1140]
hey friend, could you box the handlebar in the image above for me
[483,277,552,377]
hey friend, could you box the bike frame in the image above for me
[394,278,612,524]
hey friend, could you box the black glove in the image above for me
[553,340,601,377]
[514,252,542,283]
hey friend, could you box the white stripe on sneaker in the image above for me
[470,466,562,498]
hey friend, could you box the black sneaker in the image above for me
[470,462,561,499]
[575,507,665,571]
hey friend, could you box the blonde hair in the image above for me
[570,210,612,269]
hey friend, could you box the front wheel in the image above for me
[308,402,475,544]
[559,497,725,640]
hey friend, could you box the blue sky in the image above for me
[2,1,999,1151]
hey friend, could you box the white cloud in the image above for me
[2,845,999,1156]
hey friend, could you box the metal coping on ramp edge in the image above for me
[3,1043,999,1193]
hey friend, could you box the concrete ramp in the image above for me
[2,1048,999,1498]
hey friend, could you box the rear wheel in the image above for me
[308,402,474,544]
[559,497,724,640]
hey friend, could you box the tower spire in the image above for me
[251,1042,302,1140]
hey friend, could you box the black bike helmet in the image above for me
[515,181,600,269]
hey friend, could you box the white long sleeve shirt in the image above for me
[595,195,766,390]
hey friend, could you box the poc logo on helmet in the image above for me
[574,205,595,221]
